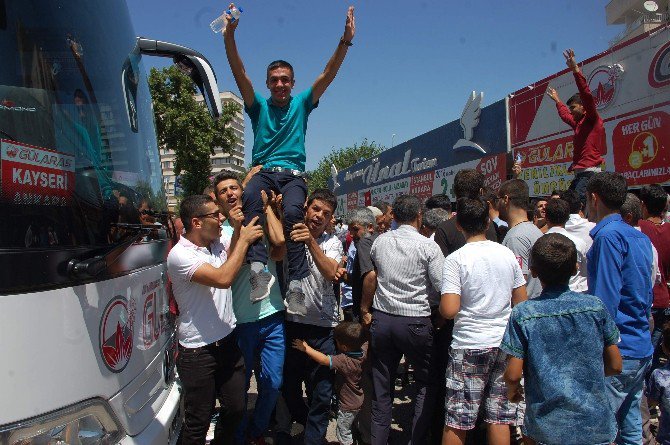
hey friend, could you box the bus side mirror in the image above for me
[135,37,223,119]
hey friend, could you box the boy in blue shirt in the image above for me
[223,4,356,314]
[501,233,623,445]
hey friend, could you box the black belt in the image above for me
[261,167,307,178]
[178,338,224,353]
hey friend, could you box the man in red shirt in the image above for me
[639,184,670,368]
[547,49,605,208]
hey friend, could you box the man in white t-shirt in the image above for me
[544,198,589,293]
[167,194,263,445]
[440,197,527,445]
[559,189,595,252]
[281,189,344,445]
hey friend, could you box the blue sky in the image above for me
[127,1,623,170]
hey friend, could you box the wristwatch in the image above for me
[339,38,353,47]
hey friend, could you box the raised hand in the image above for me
[242,165,262,188]
[546,86,560,103]
[563,48,579,73]
[223,3,239,34]
[343,6,355,42]
[240,216,263,245]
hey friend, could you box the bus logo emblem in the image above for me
[99,296,134,373]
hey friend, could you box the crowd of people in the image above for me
[167,166,670,445]
[163,5,670,445]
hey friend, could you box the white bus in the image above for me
[0,1,223,443]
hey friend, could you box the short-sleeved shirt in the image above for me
[500,286,619,445]
[639,220,670,309]
[371,225,444,317]
[340,242,356,309]
[545,227,589,293]
[646,364,670,444]
[441,240,526,349]
[286,231,344,327]
[331,343,368,411]
[351,234,377,315]
[245,88,318,172]
[220,221,284,324]
[502,221,543,299]
[167,235,236,347]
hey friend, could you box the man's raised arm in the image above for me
[223,2,255,108]
[311,6,356,104]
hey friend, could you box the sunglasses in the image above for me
[196,211,222,220]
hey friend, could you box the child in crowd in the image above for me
[646,323,670,445]
[292,321,367,445]
[501,233,623,445]
[439,198,528,445]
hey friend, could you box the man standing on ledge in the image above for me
[546,48,605,207]
[223,3,356,315]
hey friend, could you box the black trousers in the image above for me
[369,310,438,445]
[243,171,309,282]
[177,332,246,445]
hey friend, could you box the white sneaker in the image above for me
[250,267,275,303]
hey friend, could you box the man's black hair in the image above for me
[180,195,215,231]
[456,198,489,235]
[530,233,577,286]
[392,195,421,224]
[639,184,668,216]
[307,189,337,212]
[545,198,570,226]
[334,321,365,351]
[586,172,627,210]
[498,179,530,210]
[425,194,452,212]
[212,170,243,192]
[267,60,294,79]
[559,189,582,214]
[453,169,485,199]
[566,93,582,106]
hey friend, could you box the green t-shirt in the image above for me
[221,221,284,324]
[245,88,318,172]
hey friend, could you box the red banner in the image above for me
[515,136,575,196]
[476,154,505,191]
[410,171,434,200]
[613,111,670,186]
[1,139,75,206]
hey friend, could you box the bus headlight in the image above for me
[1,399,124,445]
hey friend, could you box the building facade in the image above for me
[160,91,246,210]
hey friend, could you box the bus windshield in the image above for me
[0,1,167,292]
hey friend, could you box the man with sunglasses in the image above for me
[167,194,263,445]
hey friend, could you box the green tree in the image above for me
[148,66,241,197]
[308,139,384,193]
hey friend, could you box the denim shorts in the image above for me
[445,347,525,430]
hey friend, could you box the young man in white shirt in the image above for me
[281,189,345,445]
[543,198,589,293]
[167,194,263,445]
[440,197,527,445]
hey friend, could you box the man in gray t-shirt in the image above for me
[498,180,543,299]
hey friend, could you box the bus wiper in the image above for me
[66,224,151,279]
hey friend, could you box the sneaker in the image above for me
[285,286,307,316]
[249,267,275,303]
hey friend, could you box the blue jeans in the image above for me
[568,170,595,211]
[606,356,652,445]
[235,312,286,442]
[243,171,309,282]
[282,321,335,445]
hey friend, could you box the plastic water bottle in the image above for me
[210,6,243,33]
[515,152,522,164]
